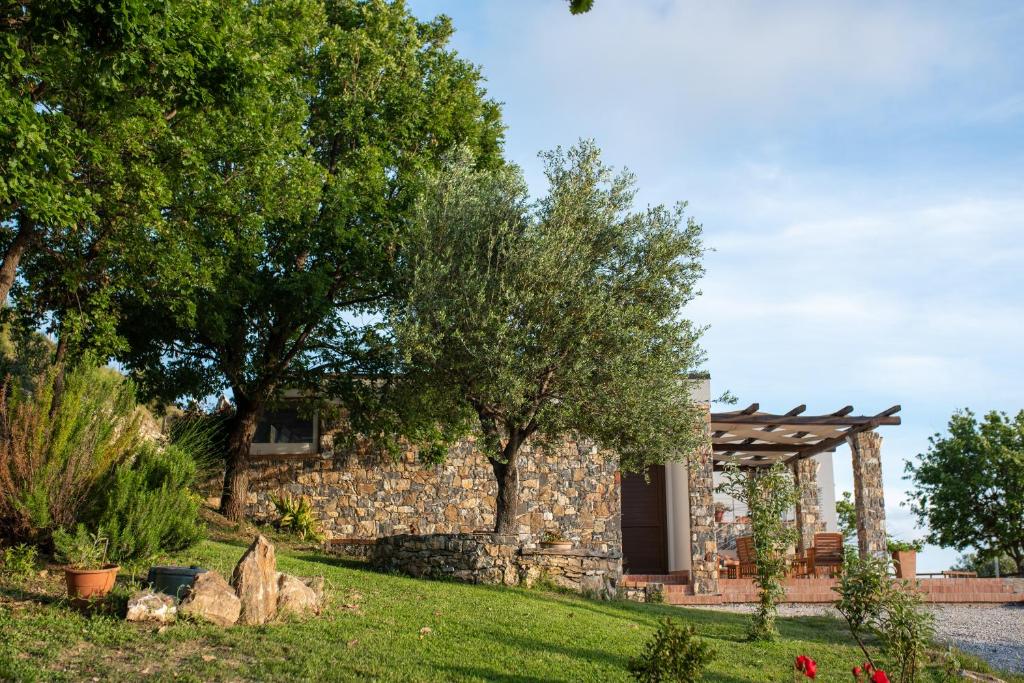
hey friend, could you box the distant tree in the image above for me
[951,552,1017,578]
[905,409,1024,575]
[118,0,504,521]
[568,0,595,14]
[836,490,857,546]
[390,141,706,534]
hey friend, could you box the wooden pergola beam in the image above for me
[710,413,900,427]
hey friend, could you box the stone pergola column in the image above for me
[848,431,887,559]
[687,412,718,594]
[792,457,823,556]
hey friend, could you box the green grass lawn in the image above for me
[0,536,1016,682]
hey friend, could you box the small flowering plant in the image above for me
[851,661,890,683]
[794,655,817,679]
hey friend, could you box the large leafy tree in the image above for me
[905,409,1024,574]
[119,0,504,521]
[390,142,706,534]
[0,0,250,314]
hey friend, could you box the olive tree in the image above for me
[391,142,706,534]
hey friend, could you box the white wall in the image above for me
[665,377,710,573]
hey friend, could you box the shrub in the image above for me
[886,539,923,553]
[835,554,934,683]
[272,492,324,542]
[717,462,800,640]
[0,363,141,543]
[1,543,39,579]
[88,443,204,563]
[628,618,715,683]
[52,524,109,569]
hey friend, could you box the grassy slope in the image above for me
[1,536,1017,683]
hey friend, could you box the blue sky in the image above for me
[407,0,1024,572]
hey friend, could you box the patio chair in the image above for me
[806,532,844,577]
[736,535,757,578]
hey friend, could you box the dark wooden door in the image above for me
[620,465,668,574]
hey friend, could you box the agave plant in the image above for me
[271,492,324,542]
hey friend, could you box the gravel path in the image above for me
[684,603,1024,675]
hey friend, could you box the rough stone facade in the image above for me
[245,433,621,552]
[849,431,887,559]
[687,427,719,594]
[369,533,621,598]
[792,457,826,555]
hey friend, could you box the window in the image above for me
[250,406,317,455]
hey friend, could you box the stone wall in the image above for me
[245,433,621,551]
[368,533,621,598]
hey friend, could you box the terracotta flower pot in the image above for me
[64,565,120,600]
[540,541,572,551]
[714,509,725,522]
[892,550,916,579]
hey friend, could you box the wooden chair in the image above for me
[736,535,757,578]
[807,532,844,577]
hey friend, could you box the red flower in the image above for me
[852,665,862,677]
[795,655,817,678]
[871,671,890,683]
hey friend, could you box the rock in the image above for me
[126,591,176,624]
[179,571,240,627]
[276,573,321,617]
[231,534,278,625]
[301,575,326,608]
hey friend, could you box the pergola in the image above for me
[685,403,901,595]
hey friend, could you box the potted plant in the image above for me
[53,525,119,600]
[887,538,922,579]
[714,502,728,523]
[540,530,572,551]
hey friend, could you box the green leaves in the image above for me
[904,409,1024,572]
[718,463,800,640]
[391,140,705,527]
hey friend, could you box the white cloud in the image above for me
[490,1,971,134]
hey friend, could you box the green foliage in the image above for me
[391,141,705,531]
[837,491,858,547]
[951,551,1018,577]
[1,0,268,359]
[887,539,923,554]
[52,524,109,570]
[835,554,935,683]
[272,492,324,542]
[904,409,1024,574]
[1,543,38,579]
[113,0,505,519]
[569,0,596,14]
[0,362,141,543]
[628,619,715,683]
[717,463,800,641]
[88,444,204,563]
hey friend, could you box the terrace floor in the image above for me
[621,574,1024,606]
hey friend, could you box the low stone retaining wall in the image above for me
[366,533,622,599]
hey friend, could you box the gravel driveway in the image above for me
[684,603,1024,675]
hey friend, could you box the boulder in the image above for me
[231,534,278,625]
[276,573,321,617]
[301,575,326,608]
[126,591,176,624]
[179,570,241,627]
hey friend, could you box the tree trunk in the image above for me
[490,455,520,535]
[220,395,262,522]
[0,218,36,304]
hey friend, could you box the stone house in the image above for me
[242,377,896,595]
